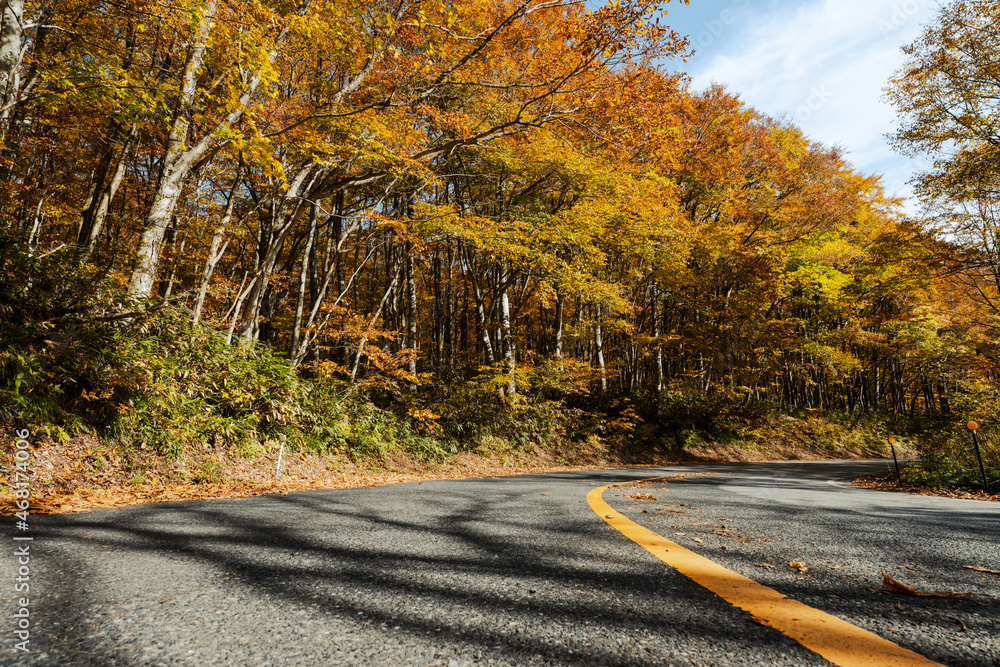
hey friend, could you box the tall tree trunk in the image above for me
[595,303,607,392]
[465,249,496,363]
[351,263,403,382]
[553,289,564,369]
[936,379,950,415]
[501,279,515,396]
[406,243,418,376]
[126,0,218,297]
[26,196,42,256]
[78,123,139,264]
[0,0,23,141]
[126,0,324,298]
[193,172,241,324]
[291,202,319,357]
[236,164,315,340]
[332,190,345,301]
[652,291,664,392]
[161,227,188,298]
[447,240,455,367]
[433,249,443,365]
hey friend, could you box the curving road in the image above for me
[3,460,999,666]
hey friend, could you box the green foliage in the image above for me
[652,386,769,440]
[903,425,1000,490]
[902,452,1000,491]
[191,456,227,484]
[674,429,703,450]
[418,360,605,452]
[109,308,303,456]
[0,248,456,464]
[0,242,129,433]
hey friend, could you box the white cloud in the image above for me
[679,0,941,215]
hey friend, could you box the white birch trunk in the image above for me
[595,303,607,392]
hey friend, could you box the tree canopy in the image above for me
[2,0,999,462]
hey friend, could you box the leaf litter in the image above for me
[622,493,657,501]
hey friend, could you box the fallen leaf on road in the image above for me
[748,614,772,627]
[691,537,703,544]
[623,493,656,501]
[788,561,808,573]
[963,565,1000,575]
[882,572,926,595]
[756,563,775,569]
[881,571,989,599]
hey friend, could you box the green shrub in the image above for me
[903,426,1000,490]
[0,243,134,434]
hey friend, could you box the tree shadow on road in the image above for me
[17,472,829,666]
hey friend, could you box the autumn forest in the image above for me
[2,0,999,485]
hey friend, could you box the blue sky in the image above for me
[659,0,941,215]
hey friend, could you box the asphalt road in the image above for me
[2,460,998,666]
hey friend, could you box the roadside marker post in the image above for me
[275,434,287,480]
[888,437,902,486]
[967,422,991,493]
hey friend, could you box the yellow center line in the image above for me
[587,478,943,667]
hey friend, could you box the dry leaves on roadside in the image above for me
[0,473,444,515]
[788,560,808,573]
[756,563,776,569]
[622,493,657,501]
[851,473,1000,502]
